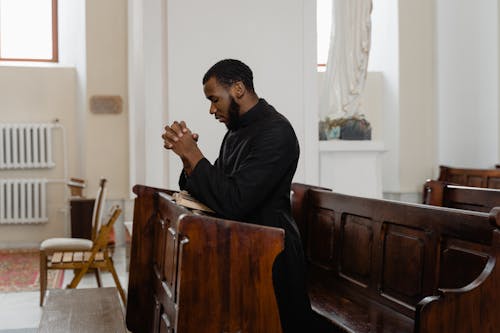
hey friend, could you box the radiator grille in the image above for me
[0,123,54,169]
[0,179,48,224]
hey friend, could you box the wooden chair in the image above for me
[39,178,108,306]
[43,206,126,305]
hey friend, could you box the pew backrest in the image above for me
[291,183,331,250]
[438,165,500,189]
[306,189,499,319]
[423,179,500,212]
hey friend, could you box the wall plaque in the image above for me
[90,95,123,114]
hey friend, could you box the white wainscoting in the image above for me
[319,140,386,198]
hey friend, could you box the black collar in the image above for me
[238,98,269,128]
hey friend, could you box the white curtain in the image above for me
[321,0,372,119]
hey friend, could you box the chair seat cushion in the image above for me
[40,237,93,251]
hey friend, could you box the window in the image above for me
[0,0,58,62]
[317,0,332,70]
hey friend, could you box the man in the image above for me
[162,59,311,332]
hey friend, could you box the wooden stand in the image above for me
[70,198,95,239]
[126,185,285,333]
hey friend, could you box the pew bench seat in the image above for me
[309,268,413,333]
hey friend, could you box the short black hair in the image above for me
[202,59,255,92]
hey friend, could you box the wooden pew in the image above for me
[438,165,500,189]
[291,183,331,251]
[423,179,500,212]
[294,187,500,333]
[126,185,284,333]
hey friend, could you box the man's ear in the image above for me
[231,81,246,99]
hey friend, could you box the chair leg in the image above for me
[107,257,127,305]
[94,269,102,287]
[39,250,48,306]
[68,263,91,288]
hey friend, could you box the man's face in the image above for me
[203,77,241,130]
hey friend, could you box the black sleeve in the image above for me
[179,170,188,190]
[183,125,298,220]
[179,157,221,190]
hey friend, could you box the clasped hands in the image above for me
[162,121,203,175]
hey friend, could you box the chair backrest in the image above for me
[90,178,107,241]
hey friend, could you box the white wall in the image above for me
[399,0,436,192]
[59,0,86,178]
[60,0,129,198]
[85,0,129,198]
[437,0,499,169]
[0,0,129,246]
[372,0,401,193]
[161,0,317,189]
[128,0,169,192]
[0,66,77,245]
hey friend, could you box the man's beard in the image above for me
[226,97,240,130]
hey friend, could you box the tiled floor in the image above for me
[0,246,129,332]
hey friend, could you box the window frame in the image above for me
[0,0,58,62]
[317,0,331,70]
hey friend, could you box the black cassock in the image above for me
[180,99,311,332]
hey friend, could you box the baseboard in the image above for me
[0,243,39,250]
[383,192,421,204]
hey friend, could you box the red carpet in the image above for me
[0,249,64,292]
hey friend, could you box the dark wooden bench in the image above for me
[126,185,284,333]
[292,185,500,333]
[291,182,331,251]
[438,165,500,189]
[38,287,127,333]
[423,179,500,212]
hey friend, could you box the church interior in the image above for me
[0,0,499,332]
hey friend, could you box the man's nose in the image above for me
[209,104,217,114]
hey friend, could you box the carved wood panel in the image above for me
[488,177,500,189]
[163,226,177,301]
[160,313,172,333]
[466,176,484,187]
[380,223,429,307]
[153,219,166,280]
[308,208,335,269]
[339,213,373,287]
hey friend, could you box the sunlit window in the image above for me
[0,0,58,62]
[317,0,332,69]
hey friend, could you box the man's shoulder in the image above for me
[260,113,299,153]
[264,108,296,135]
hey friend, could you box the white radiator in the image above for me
[0,123,55,169]
[0,179,48,224]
